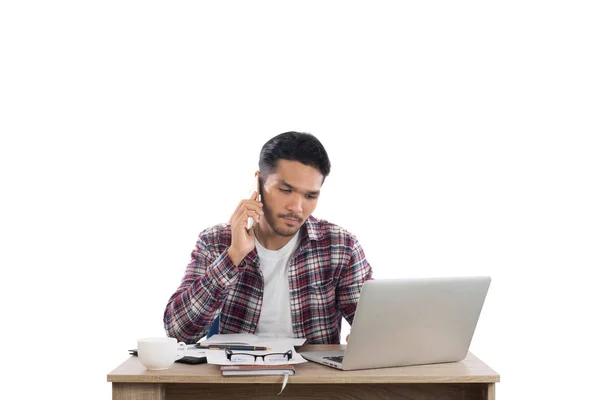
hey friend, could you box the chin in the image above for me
[276,228,299,237]
[275,223,302,237]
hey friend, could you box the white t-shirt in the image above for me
[254,232,300,337]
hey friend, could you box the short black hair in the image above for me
[259,131,331,183]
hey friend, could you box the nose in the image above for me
[286,193,303,216]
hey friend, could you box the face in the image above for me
[260,159,323,237]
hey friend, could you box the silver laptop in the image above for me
[300,276,491,370]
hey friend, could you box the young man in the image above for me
[163,132,372,344]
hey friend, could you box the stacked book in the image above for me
[220,364,296,376]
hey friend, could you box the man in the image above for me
[163,131,373,344]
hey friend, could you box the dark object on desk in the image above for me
[207,315,219,338]
[128,350,207,365]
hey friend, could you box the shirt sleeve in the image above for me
[336,238,373,325]
[163,231,242,344]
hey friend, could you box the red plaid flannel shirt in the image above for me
[163,215,373,344]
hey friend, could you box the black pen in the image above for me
[203,345,270,351]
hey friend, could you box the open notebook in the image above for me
[198,333,306,347]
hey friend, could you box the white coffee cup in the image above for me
[137,337,187,370]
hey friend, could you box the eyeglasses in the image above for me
[225,349,293,364]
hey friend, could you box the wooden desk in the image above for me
[107,344,500,399]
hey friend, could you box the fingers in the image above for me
[232,208,260,228]
[237,203,264,223]
[230,193,263,224]
[231,202,263,228]
[228,192,262,262]
[247,209,261,225]
[231,192,258,217]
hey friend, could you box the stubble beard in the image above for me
[263,207,303,238]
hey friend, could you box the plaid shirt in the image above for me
[163,215,373,344]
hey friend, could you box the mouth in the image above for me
[282,217,300,226]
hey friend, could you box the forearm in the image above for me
[337,240,373,325]
[163,249,241,343]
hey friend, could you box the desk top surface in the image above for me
[107,345,500,384]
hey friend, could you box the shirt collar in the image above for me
[245,215,322,266]
[303,215,322,242]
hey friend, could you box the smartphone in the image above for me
[247,173,262,230]
[128,350,206,365]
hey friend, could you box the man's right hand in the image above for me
[227,191,264,266]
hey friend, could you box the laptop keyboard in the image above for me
[324,356,344,364]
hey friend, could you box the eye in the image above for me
[280,188,291,193]
[306,194,318,200]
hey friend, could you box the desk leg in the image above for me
[113,383,166,400]
[487,383,495,400]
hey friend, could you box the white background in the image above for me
[1,1,599,399]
